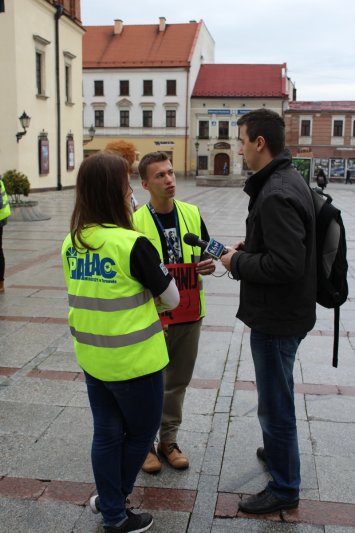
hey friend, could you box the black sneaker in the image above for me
[238,488,299,515]
[104,509,153,532]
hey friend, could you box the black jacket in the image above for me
[231,150,316,336]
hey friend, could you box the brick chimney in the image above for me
[159,17,166,31]
[114,19,123,35]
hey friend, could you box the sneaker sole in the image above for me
[89,495,100,514]
[141,465,161,474]
[104,517,153,532]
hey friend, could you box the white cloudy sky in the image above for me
[81,0,354,102]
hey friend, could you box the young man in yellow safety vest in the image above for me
[133,151,215,473]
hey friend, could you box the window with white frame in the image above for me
[95,110,104,127]
[120,110,129,127]
[166,109,176,128]
[94,80,104,96]
[300,118,311,137]
[199,121,209,139]
[120,80,129,96]
[33,34,50,97]
[143,110,153,127]
[63,51,75,104]
[218,121,229,139]
[332,117,344,137]
[166,80,176,96]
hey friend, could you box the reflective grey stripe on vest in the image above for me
[70,319,162,348]
[68,288,152,312]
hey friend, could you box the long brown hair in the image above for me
[70,151,133,251]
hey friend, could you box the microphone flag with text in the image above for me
[183,233,228,260]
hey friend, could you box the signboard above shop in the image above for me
[207,109,251,115]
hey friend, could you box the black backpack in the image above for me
[310,187,348,367]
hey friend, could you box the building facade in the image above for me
[0,0,84,191]
[83,18,215,175]
[285,101,355,182]
[191,64,295,178]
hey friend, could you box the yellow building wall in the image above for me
[0,0,84,190]
[85,136,187,176]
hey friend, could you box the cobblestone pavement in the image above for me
[0,178,355,532]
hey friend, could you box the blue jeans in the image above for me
[84,370,164,526]
[250,330,304,500]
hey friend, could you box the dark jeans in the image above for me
[250,330,304,500]
[84,370,164,526]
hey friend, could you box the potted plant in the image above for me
[2,169,50,221]
[2,169,32,204]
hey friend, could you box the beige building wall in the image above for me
[85,136,186,177]
[0,0,84,190]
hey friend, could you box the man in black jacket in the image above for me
[221,109,316,515]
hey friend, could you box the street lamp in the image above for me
[16,111,31,143]
[195,141,199,177]
[83,124,96,145]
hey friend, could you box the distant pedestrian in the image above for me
[316,168,327,190]
[105,139,140,210]
[0,176,11,293]
[223,162,229,175]
[345,170,352,184]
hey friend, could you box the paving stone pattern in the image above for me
[0,179,355,532]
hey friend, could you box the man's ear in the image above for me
[141,179,149,191]
[256,136,266,152]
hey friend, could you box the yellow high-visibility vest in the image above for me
[61,225,169,381]
[133,200,205,318]
[0,180,11,221]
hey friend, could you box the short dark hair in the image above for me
[138,151,170,180]
[237,109,285,157]
[70,151,133,251]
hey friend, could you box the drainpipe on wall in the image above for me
[184,67,190,177]
[55,4,64,190]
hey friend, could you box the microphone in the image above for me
[183,232,228,260]
[184,232,208,251]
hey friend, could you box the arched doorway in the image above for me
[214,153,230,175]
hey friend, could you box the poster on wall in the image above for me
[39,137,49,175]
[292,158,311,185]
[313,158,329,179]
[67,136,75,171]
[330,159,345,178]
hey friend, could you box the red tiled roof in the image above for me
[192,64,287,97]
[288,101,355,112]
[83,21,202,68]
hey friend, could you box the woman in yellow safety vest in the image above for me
[0,176,11,293]
[61,151,179,533]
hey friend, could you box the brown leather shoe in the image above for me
[158,442,189,470]
[0,281,4,293]
[141,446,161,474]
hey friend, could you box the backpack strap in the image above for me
[333,306,339,368]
